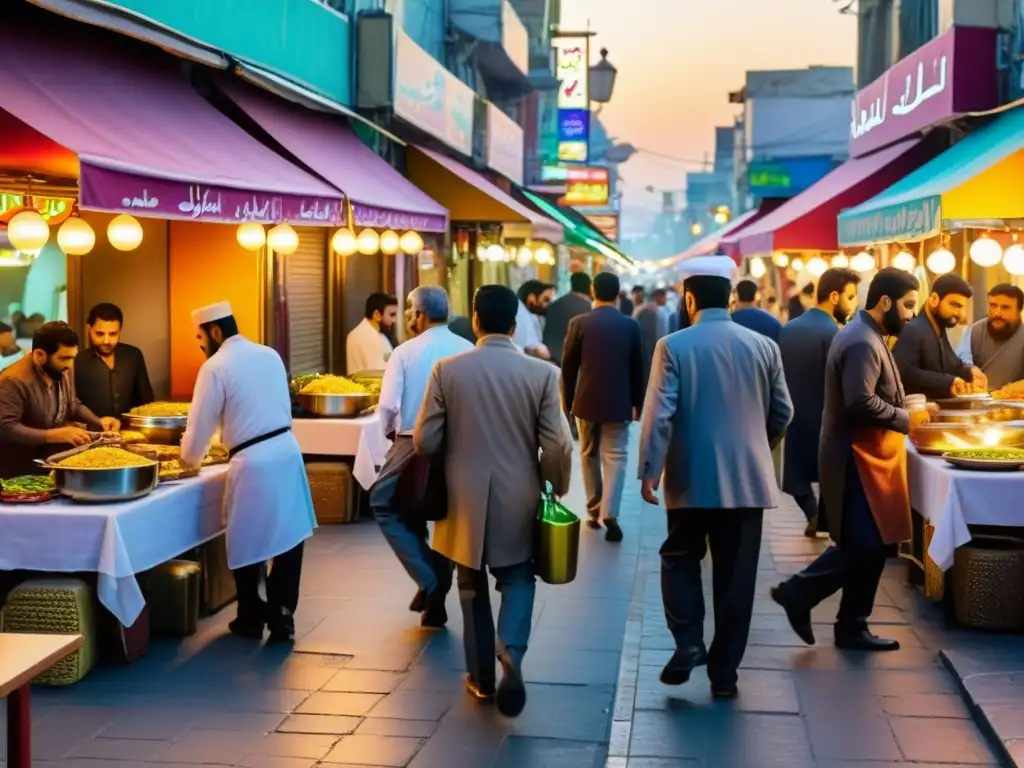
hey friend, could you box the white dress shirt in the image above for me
[513,300,542,351]
[378,324,474,436]
[181,335,315,568]
[346,318,393,374]
[955,320,977,366]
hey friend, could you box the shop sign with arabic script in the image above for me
[849,26,998,159]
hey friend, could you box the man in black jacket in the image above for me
[892,274,987,400]
[543,272,592,366]
[561,272,645,543]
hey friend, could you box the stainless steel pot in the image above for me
[297,392,379,418]
[121,414,188,445]
[52,462,160,503]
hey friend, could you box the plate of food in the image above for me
[158,459,201,483]
[1,474,57,503]
[943,448,1024,471]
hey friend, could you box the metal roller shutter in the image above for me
[286,227,328,376]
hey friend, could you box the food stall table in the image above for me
[291,413,391,489]
[907,442,1024,570]
[0,466,228,627]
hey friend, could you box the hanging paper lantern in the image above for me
[1003,244,1024,276]
[7,210,50,252]
[831,253,850,268]
[789,257,805,273]
[356,228,380,255]
[534,245,554,265]
[484,244,505,262]
[266,223,299,255]
[379,230,401,256]
[926,247,955,275]
[850,251,876,273]
[969,235,1003,267]
[772,252,789,268]
[749,257,766,278]
[892,250,916,272]
[107,214,143,251]
[516,247,533,268]
[806,256,829,277]
[332,228,358,256]
[399,231,424,255]
[236,222,266,251]
[56,217,95,256]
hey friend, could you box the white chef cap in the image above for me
[677,254,737,283]
[191,301,234,328]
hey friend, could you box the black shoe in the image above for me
[659,646,708,686]
[605,519,624,543]
[228,619,264,639]
[770,585,815,646]
[711,682,739,700]
[496,655,527,718]
[420,588,448,629]
[409,588,427,613]
[465,675,495,702]
[585,518,602,530]
[266,608,296,644]
[804,516,819,537]
[834,626,900,652]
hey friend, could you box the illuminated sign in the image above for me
[558,166,609,206]
[555,37,590,163]
[0,194,73,225]
[585,213,619,242]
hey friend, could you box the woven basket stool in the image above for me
[953,535,1024,631]
[306,461,356,524]
[0,577,98,685]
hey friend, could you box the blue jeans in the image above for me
[374,507,450,595]
[458,560,536,687]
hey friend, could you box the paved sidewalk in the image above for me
[607,489,1003,767]
[0,450,639,767]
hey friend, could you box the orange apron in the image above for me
[850,425,912,545]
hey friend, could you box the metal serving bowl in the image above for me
[910,420,1024,455]
[121,414,188,445]
[934,397,995,411]
[52,462,160,503]
[297,392,379,418]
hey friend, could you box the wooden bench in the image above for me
[0,633,83,768]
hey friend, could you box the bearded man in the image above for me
[955,283,1024,392]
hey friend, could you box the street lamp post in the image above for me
[589,48,618,107]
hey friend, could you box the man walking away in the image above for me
[638,255,793,699]
[543,272,592,366]
[732,279,782,342]
[778,268,861,537]
[562,272,645,543]
[414,285,572,717]
[772,269,933,652]
[634,287,667,378]
[372,287,472,628]
[955,283,1024,392]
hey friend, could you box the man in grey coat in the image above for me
[543,272,593,366]
[415,285,573,718]
[778,267,861,537]
[638,255,793,699]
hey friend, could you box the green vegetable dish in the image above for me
[944,448,1024,461]
[2,475,57,494]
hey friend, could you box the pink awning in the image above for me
[724,138,933,258]
[0,18,342,224]
[410,147,563,243]
[667,208,762,268]
[220,81,449,233]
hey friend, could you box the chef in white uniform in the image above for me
[181,301,316,643]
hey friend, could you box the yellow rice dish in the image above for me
[58,447,155,469]
[129,402,190,417]
[299,375,370,396]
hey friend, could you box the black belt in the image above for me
[229,427,290,460]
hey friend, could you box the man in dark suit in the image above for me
[778,268,861,537]
[562,272,645,543]
[543,272,592,366]
[732,280,782,342]
[892,273,986,400]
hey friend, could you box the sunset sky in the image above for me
[559,0,857,235]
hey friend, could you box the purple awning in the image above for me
[220,81,449,233]
[0,20,341,225]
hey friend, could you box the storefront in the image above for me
[405,147,563,314]
[0,15,345,399]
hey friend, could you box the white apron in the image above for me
[224,431,316,570]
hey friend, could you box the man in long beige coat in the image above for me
[414,284,573,718]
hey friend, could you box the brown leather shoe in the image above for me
[465,675,495,702]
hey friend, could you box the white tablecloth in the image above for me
[0,466,228,627]
[907,442,1024,571]
[291,414,391,489]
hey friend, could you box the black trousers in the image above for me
[782,463,890,628]
[233,541,304,627]
[795,492,829,534]
[661,508,763,687]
